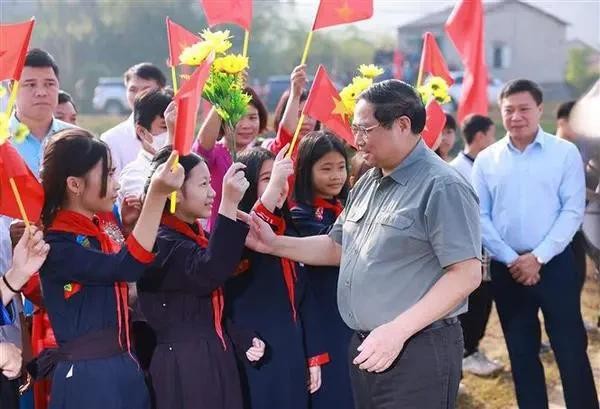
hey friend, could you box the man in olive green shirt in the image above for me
[248,80,482,409]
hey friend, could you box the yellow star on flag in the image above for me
[336,1,354,21]
[332,96,349,122]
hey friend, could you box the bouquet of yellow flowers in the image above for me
[179,29,251,131]
[417,76,451,105]
[338,64,384,122]
[0,86,28,144]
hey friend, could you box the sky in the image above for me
[287,0,600,48]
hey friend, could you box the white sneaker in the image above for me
[462,350,503,377]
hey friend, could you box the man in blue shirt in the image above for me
[472,79,598,409]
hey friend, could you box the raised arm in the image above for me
[196,107,223,151]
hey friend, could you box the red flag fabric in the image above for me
[419,32,454,86]
[166,17,201,67]
[312,0,373,31]
[0,142,44,222]
[422,100,447,149]
[445,0,488,122]
[302,65,355,147]
[200,0,253,30]
[0,18,35,81]
[173,56,213,155]
[393,48,404,80]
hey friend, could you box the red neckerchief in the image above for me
[253,202,298,322]
[49,210,132,357]
[160,213,227,350]
[312,197,343,219]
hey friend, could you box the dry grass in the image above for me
[458,259,600,409]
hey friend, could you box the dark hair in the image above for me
[41,129,110,226]
[499,79,543,106]
[57,90,76,111]
[461,114,494,145]
[556,100,576,120]
[237,148,276,213]
[444,113,457,131]
[124,63,167,88]
[25,48,59,79]
[294,131,349,205]
[349,153,373,187]
[273,89,308,132]
[245,86,268,133]
[145,146,205,211]
[134,88,173,131]
[358,80,426,134]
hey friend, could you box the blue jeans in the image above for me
[490,248,598,409]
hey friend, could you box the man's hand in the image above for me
[508,253,542,286]
[353,320,408,373]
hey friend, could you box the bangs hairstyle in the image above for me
[236,148,275,214]
[41,128,111,226]
[144,146,205,211]
[294,131,349,205]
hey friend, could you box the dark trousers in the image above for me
[490,249,598,409]
[459,281,493,357]
[0,375,19,409]
[349,321,463,409]
[572,230,588,293]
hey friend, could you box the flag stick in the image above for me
[242,30,250,57]
[169,154,180,214]
[5,81,19,117]
[9,178,30,227]
[171,66,179,93]
[300,31,314,65]
[286,113,305,159]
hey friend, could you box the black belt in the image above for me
[26,327,124,380]
[357,317,459,341]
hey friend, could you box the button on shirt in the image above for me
[471,128,585,265]
[329,139,481,331]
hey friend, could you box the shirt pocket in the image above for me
[342,205,367,248]
[370,210,427,261]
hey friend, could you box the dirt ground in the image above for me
[458,259,600,409]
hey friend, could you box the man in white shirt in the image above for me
[450,114,499,377]
[101,63,166,177]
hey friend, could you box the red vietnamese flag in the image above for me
[166,17,201,67]
[302,65,354,147]
[0,142,44,222]
[422,100,447,149]
[0,18,35,81]
[419,32,454,85]
[173,55,213,155]
[312,0,373,30]
[200,0,253,30]
[445,0,488,122]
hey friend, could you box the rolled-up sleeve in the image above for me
[425,180,482,268]
[328,207,346,245]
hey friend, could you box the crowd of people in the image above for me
[0,47,598,409]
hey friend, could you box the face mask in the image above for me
[151,132,168,151]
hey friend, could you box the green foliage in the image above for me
[202,71,250,127]
[566,47,599,94]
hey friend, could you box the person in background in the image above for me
[450,114,501,377]
[101,63,166,177]
[435,113,457,161]
[472,79,597,409]
[54,90,77,125]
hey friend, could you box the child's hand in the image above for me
[290,65,307,97]
[164,101,177,146]
[222,162,250,206]
[245,337,266,362]
[0,343,22,379]
[270,145,294,192]
[308,365,322,394]
[121,195,143,234]
[148,151,185,197]
[9,226,49,289]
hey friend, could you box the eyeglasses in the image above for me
[351,123,380,138]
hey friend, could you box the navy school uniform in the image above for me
[137,214,253,409]
[40,212,155,409]
[291,200,355,409]
[225,204,329,409]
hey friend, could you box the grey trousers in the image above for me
[349,321,463,409]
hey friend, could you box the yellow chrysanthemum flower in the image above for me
[427,76,451,104]
[14,123,29,143]
[179,41,213,66]
[201,29,233,55]
[351,76,373,94]
[339,85,358,113]
[213,54,249,75]
[358,64,384,79]
[0,112,9,145]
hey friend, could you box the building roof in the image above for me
[399,0,568,31]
